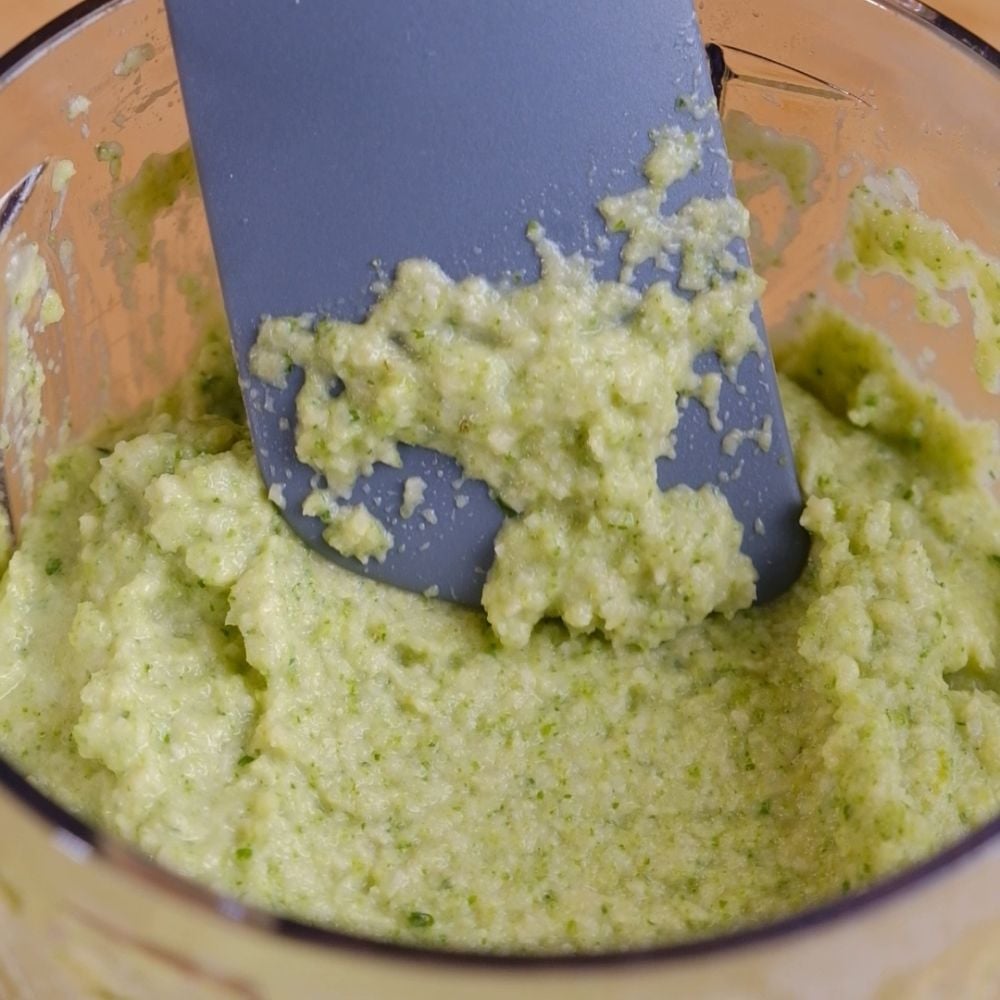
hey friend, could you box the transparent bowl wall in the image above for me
[0,0,997,996]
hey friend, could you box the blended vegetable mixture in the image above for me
[252,127,763,650]
[0,122,998,954]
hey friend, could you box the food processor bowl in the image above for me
[0,0,996,995]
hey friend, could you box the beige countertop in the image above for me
[2,0,998,58]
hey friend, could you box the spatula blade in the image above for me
[165,0,809,605]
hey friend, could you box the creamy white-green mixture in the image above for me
[0,128,998,953]
[253,128,759,649]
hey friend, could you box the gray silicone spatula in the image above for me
[164,0,809,606]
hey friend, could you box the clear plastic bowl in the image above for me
[0,0,997,996]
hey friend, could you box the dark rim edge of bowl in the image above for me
[0,0,999,973]
[0,0,120,80]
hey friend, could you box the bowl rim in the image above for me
[0,0,998,971]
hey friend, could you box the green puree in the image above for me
[0,125,998,951]
[0,308,997,952]
[254,128,760,649]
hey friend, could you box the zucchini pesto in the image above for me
[254,128,760,650]
[0,128,998,953]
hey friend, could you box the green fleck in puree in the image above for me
[0,129,997,954]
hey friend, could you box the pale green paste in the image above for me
[0,304,997,953]
[302,495,394,565]
[0,125,998,953]
[253,129,760,649]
